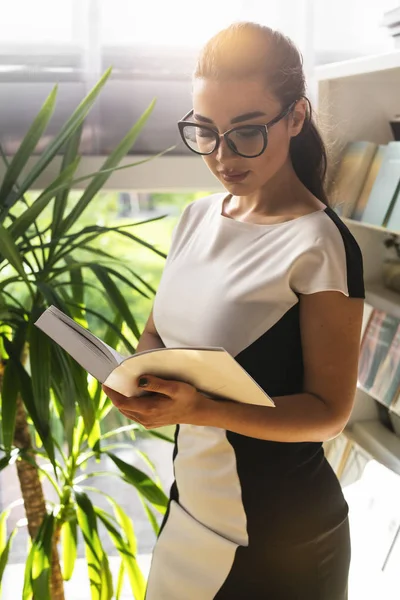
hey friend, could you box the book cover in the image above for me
[351,145,386,221]
[370,324,400,407]
[384,152,400,231]
[358,309,399,391]
[329,141,377,217]
[389,394,400,422]
[390,117,400,142]
[360,302,375,342]
[361,142,400,227]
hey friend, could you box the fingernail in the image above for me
[138,377,149,388]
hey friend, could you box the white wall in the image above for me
[314,0,399,56]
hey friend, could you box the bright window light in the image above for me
[100,0,245,46]
[0,0,74,43]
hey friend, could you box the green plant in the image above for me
[0,68,172,599]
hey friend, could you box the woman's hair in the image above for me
[194,22,329,206]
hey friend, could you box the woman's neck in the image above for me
[227,161,324,220]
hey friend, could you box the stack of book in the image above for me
[358,308,400,424]
[329,141,400,229]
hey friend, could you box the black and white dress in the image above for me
[146,193,364,600]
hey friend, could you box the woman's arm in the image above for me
[105,291,364,443]
[136,309,165,353]
[194,291,364,442]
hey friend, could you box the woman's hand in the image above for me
[102,376,208,429]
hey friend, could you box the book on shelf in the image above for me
[390,115,400,142]
[361,142,400,227]
[325,432,369,487]
[389,389,400,419]
[358,309,399,392]
[324,434,353,476]
[339,441,369,488]
[329,141,377,218]
[389,399,400,436]
[384,163,400,231]
[351,145,386,221]
[370,323,400,407]
[360,302,374,341]
[34,305,275,407]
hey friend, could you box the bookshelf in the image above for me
[316,51,400,469]
[364,284,400,321]
[344,421,400,476]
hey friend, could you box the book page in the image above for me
[35,305,125,382]
[104,347,275,407]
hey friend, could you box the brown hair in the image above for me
[194,22,329,205]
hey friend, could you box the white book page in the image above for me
[35,305,126,382]
[104,347,275,407]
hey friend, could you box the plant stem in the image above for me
[13,395,65,600]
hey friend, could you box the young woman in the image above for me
[104,22,364,600]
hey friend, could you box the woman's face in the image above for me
[191,78,306,195]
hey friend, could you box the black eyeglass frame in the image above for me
[177,100,298,158]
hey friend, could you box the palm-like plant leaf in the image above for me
[107,452,168,512]
[51,347,77,453]
[61,517,78,581]
[88,264,141,341]
[59,99,156,236]
[22,512,54,600]
[0,509,17,593]
[14,68,112,208]
[9,157,81,243]
[0,66,173,599]
[141,499,160,537]
[0,225,32,288]
[51,125,83,240]
[0,87,58,211]
[29,307,51,428]
[1,360,19,454]
[75,490,113,600]
[95,506,146,600]
[6,351,55,468]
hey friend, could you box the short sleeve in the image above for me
[289,216,365,299]
[164,202,194,264]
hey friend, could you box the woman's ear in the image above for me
[289,98,308,138]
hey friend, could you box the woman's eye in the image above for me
[197,129,215,139]
[236,128,259,138]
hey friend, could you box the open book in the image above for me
[34,305,274,407]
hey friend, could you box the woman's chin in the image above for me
[220,176,256,194]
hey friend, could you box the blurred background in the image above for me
[0,0,398,159]
[1,1,400,599]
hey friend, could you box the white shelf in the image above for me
[343,218,399,236]
[356,383,394,415]
[316,50,400,81]
[344,420,400,476]
[365,284,400,320]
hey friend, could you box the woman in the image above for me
[104,22,364,600]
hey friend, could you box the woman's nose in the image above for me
[215,136,236,162]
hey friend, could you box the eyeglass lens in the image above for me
[182,125,266,157]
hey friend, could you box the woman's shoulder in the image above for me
[296,206,361,252]
[289,207,365,298]
[181,192,224,220]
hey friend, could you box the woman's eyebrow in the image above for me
[193,111,267,125]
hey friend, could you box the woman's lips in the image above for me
[219,170,250,183]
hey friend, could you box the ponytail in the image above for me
[290,100,329,205]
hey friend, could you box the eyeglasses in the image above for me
[177,101,297,159]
